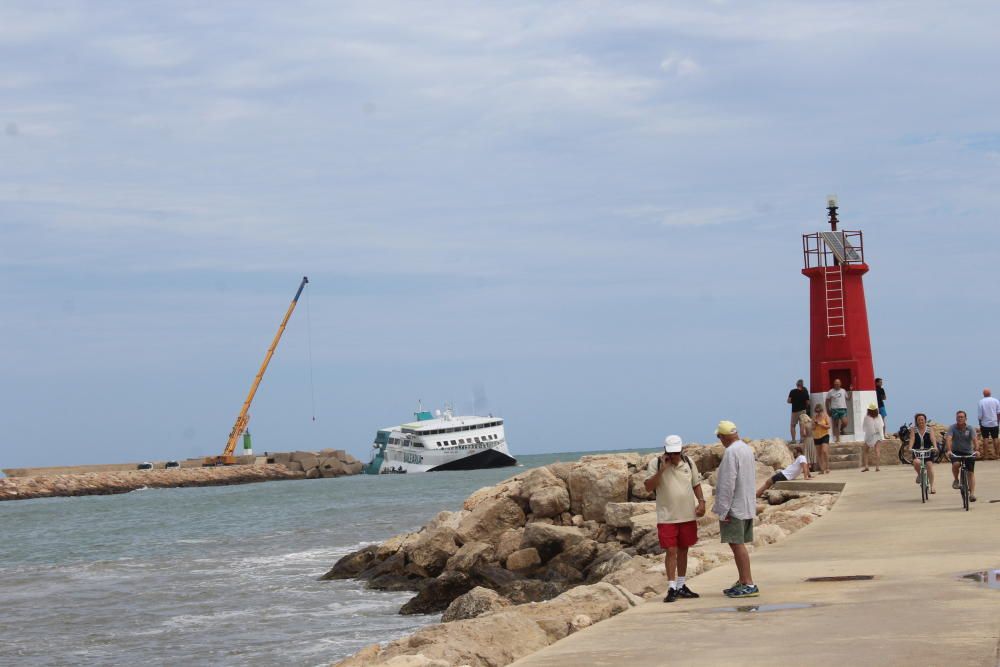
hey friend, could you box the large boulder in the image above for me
[441,586,511,622]
[684,443,725,474]
[751,439,794,470]
[376,532,421,559]
[547,462,574,485]
[344,610,549,667]
[505,547,542,572]
[399,571,474,615]
[628,511,658,541]
[445,541,493,573]
[408,527,460,576]
[319,457,348,477]
[497,579,567,604]
[529,486,571,518]
[604,502,656,528]
[344,460,363,475]
[520,523,587,562]
[462,479,523,512]
[289,451,320,470]
[495,528,524,565]
[546,538,598,573]
[321,544,380,580]
[629,471,655,501]
[515,467,566,501]
[457,497,525,545]
[568,457,629,521]
[514,582,635,642]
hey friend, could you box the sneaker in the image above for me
[953,480,960,490]
[677,585,700,599]
[664,587,678,603]
[722,581,740,595]
[725,584,760,598]
[970,495,977,502]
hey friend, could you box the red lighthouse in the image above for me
[801,197,876,438]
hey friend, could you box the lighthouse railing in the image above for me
[802,230,864,268]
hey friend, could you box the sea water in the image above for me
[0,450,633,666]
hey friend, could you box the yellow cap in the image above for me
[868,403,878,411]
[715,420,738,436]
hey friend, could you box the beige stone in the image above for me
[520,523,587,561]
[408,527,460,575]
[506,547,542,571]
[363,610,549,667]
[495,528,524,565]
[457,497,525,545]
[604,501,657,528]
[567,458,629,521]
[445,541,493,573]
[441,586,511,622]
[529,486,571,518]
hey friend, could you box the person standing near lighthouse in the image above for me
[826,379,851,443]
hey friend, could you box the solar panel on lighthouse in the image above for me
[819,231,862,263]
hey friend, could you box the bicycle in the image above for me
[950,452,979,511]
[910,448,937,503]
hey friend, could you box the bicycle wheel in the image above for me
[921,466,928,503]
[960,468,970,511]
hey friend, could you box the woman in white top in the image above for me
[861,402,885,472]
[757,445,811,497]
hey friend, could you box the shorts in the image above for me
[830,408,848,420]
[815,434,830,446]
[950,454,976,472]
[657,521,698,548]
[878,406,887,418]
[720,518,754,544]
[770,471,789,484]
[982,425,999,439]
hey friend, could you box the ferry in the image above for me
[363,406,516,474]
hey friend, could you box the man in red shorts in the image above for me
[644,434,707,602]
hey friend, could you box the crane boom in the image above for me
[205,276,309,465]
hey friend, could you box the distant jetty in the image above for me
[0,449,363,501]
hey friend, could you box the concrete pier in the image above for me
[511,462,1000,667]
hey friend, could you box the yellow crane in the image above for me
[204,276,310,466]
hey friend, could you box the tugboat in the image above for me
[364,405,516,474]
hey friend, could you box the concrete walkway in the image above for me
[511,462,1000,667]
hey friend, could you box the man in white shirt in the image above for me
[757,445,811,497]
[644,435,706,603]
[711,420,758,598]
[977,388,1000,459]
[825,379,851,443]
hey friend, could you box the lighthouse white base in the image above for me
[811,390,878,442]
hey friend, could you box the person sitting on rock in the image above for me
[756,445,811,497]
[644,434,706,603]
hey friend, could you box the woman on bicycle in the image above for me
[907,412,936,494]
[812,404,831,474]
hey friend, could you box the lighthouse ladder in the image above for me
[824,265,846,337]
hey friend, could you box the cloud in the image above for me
[99,34,192,69]
[660,54,701,77]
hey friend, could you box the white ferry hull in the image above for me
[376,442,516,474]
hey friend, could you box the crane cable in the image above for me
[305,284,316,422]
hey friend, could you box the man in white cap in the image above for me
[644,434,706,602]
[712,420,759,598]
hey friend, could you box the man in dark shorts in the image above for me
[875,378,887,421]
[946,410,980,502]
[977,388,1000,459]
[644,435,706,602]
[787,379,810,443]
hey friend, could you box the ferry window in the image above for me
[451,440,456,445]
[475,437,480,443]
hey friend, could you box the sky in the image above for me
[2,1,1000,469]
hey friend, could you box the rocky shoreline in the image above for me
[325,440,841,667]
[0,448,364,501]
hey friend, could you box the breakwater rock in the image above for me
[327,439,840,667]
[0,464,304,501]
[268,449,364,479]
